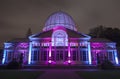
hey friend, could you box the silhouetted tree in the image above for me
[89,25,106,38]
[89,25,120,46]
[0,49,3,61]
[6,58,19,69]
[26,28,32,38]
[97,53,100,64]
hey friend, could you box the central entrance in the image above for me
[55,47,65,64]
[53,47,68,64]
[56,50,64,61]
[51,29,69,64]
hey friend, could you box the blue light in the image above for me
[114,50,119,64]
[88,42,92,64]
[2,49,6,64]
[28,42,32,64]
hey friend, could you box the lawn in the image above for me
[0,70,44,79]
[1,69,120,79]
[76,70,120,79]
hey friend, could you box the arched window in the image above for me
[52,30,68,46]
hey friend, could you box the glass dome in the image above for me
[43,11,77,31]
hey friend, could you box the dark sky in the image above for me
[0,0,120,47]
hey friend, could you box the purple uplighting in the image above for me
[2,11,119,66]
[18,43,29,48]
[91,42,104,48]
[48,60,52,63]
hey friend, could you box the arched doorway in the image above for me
[51,29,68,64]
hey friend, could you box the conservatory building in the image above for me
[2,11,119,65]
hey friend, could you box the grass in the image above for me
[76,70,120,79]
[1,69,120,79]
[0,70,44,79]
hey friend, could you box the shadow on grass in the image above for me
[0,70,44,79]
[76,70,120,79]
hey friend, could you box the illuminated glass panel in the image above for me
[41,50,47,61]
[5,43,13,48]
[70,43,78,46]
[107,51,113,61]
[6,51,13,62]
[52,30,68,46]
[43,11,77,31]
[80,51,88,61]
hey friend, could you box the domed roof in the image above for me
[43,11,77,31]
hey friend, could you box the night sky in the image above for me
[0,0,120,47]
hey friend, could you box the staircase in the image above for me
[23,65,98,69]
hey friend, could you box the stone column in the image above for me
[28,41,32,64]
[88,42,92,65]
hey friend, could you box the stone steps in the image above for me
[23,65,98,69]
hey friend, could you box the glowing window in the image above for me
[52,30,68,46]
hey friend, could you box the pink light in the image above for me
[68,43,71,57]
[48,60,52,63]
[53,26,66,31]
[91,42,104,48]
[49,43,51,57]
[49,52,51,57]
[18,50,27,53]
[68,60,71,63]
[68,52,70,57]
[96,50,101,53]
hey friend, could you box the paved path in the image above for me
[36,70,82,79]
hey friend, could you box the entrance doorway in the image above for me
[55,47,67,64]
[56,50,64,61]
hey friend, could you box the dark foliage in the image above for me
[89,25,120,46]
[6,58,20,69]
[19,53,23,68]
[0,49,3,61]
[100,60,115,70]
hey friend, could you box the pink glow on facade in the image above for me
[68,60,71,63]
[91,42,104,48]
[68,43,71,57]
[53,26,66,31]
[94,50,101,53]
[2,11,119,66]
[18,43,28,48]
[46,60,56,64]
[48,60,52,63]
[18,50,27,53]
[49,43,52,57]
[52,29,68,46]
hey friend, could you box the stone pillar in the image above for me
[2,48,7,64]
[48,42,52,61]
[28,42,32,64]
[88,42,92,65]
[68,42,71,63]
[114,50,119,64]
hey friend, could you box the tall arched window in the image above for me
[52,30,68,46]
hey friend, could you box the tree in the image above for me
[89,25,106,38]
[89,25,120,46]
[26,28,32,38]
